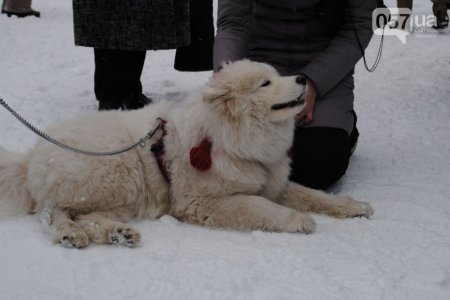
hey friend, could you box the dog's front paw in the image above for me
[58,229,89,249]
[108,226,141,247]
[282,212,316,234]
[336,197,374,218]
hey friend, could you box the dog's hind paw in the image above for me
[59,229,89,249]
[108,226,141,247]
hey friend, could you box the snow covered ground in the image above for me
[0,1,449,299]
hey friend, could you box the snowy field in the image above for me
[1,1,449,299]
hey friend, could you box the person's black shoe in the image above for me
[134,93,152,106]
[99,94,152,111]
[433,12,449,29]
[122,93,152,110]
[1,9,40,18]
[98,100,122,111]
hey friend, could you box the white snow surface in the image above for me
[1,1,449,299]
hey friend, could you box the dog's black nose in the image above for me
[296,76,307,85]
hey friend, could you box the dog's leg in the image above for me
[278,181,374,218]
[182,195,316,233]
[75,211,141,247]
[40,206,89,248]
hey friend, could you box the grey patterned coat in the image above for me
[73,0,190,51]
[214,0,375,133]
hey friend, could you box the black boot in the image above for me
[121,93,153,110]
[433,11,449,29]
[1,0,40,18]
[1,9,39,17]
[99,94,152,111]
[98,100,122,111]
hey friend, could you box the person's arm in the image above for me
[213,0,252,71]
[299,0,376,98]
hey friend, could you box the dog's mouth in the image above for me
[271,97,306,111]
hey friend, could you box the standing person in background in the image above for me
[1,0,40,18]
[214,0,375,189]
[72,0,190,111]
[431,0,449,29]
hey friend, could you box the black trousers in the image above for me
[289,126,357,190]
[94,48,146,106]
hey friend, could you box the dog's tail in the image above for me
[0,147,35,218]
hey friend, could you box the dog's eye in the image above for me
[260,80,271,87]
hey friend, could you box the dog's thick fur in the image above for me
[0,60,373,248]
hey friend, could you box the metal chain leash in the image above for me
[0,98,162,157]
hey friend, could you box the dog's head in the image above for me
[202,60,307,123]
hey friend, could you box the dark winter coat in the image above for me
[72,0,190,51]
[214,0,376,133]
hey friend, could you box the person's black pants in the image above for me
[289,126,356,190]
[94,48,146,107]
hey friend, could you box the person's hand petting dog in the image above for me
[296,78,317,125]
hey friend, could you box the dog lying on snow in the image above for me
[0,60,373,248]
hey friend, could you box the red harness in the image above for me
[150,119,213,182]
[150,119,171,182]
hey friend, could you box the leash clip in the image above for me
[141,118,164,149]
[138,139,147,149]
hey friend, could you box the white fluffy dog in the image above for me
[0,60,373,248]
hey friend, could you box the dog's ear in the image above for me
[202,76,231,104]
